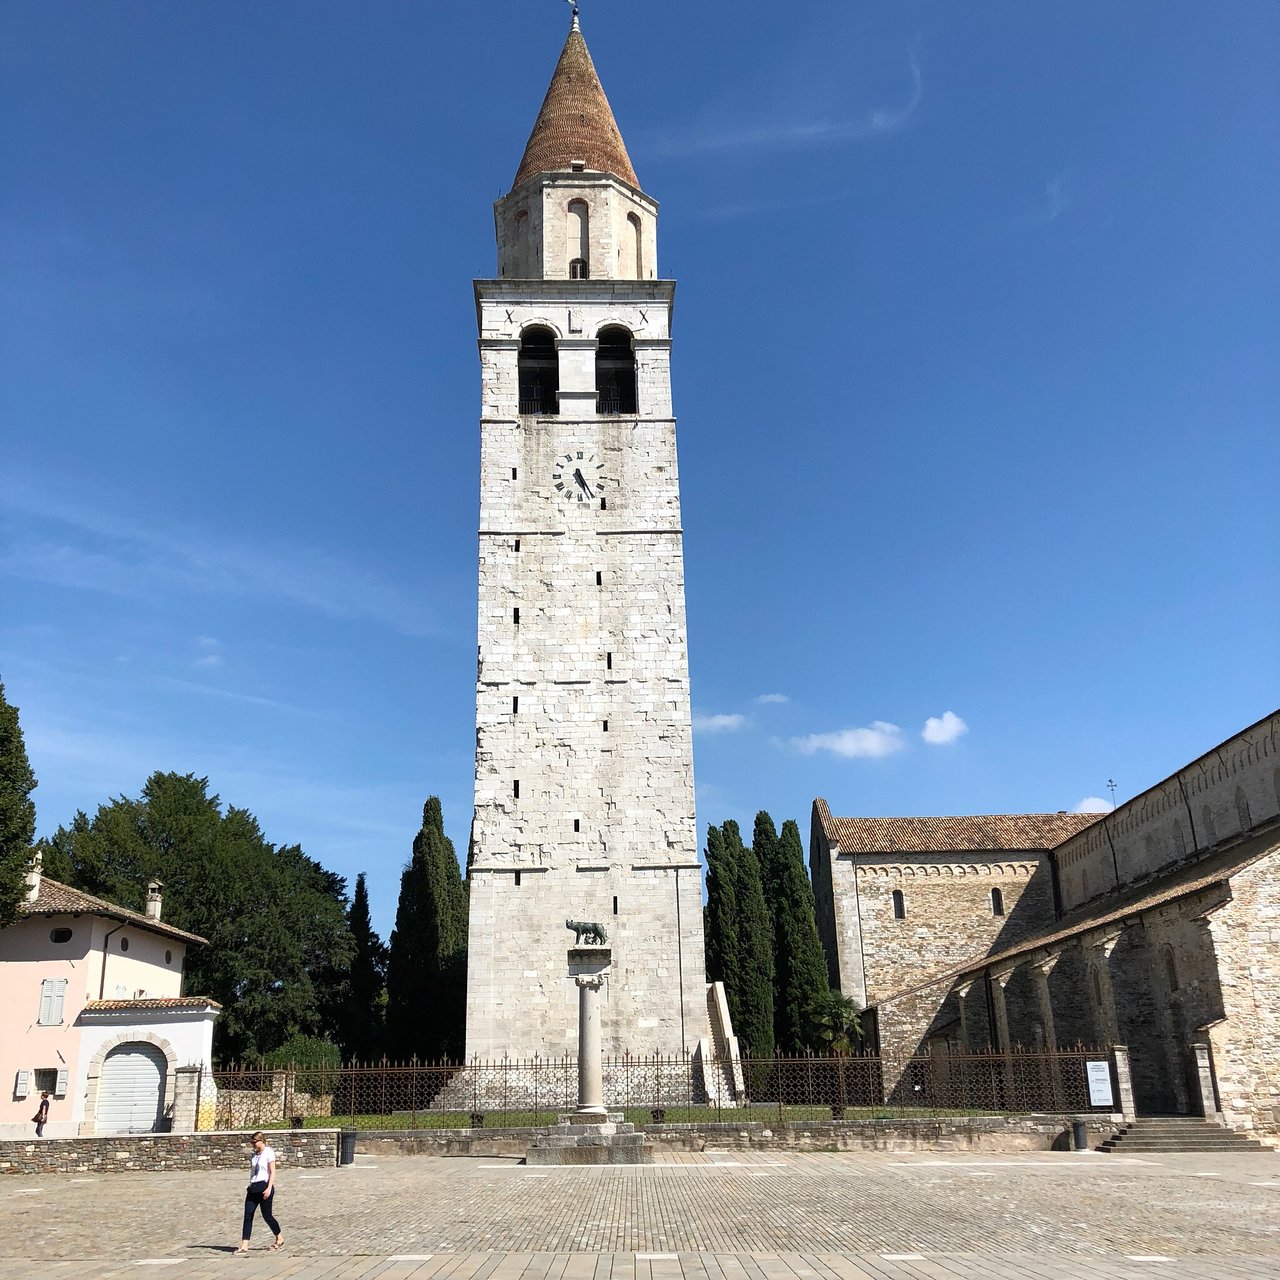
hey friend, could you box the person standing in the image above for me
[32,1092,50,1138]
[234,1131,283,1254]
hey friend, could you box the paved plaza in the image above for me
[2,1149,1279,1280]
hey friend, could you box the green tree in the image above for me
[341,873,388,1062]
[720,819,774,1058]
[385,797,469,1062]
[703,823,738,986]
[806,991,862,1055]
[0,679,38,927]
[757,816,831,1052]
[42,772,354,1062]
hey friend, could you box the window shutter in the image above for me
[15,1070,30,1098]
[55,1068,69,1096]
[53,978,67,1024]
[38,980,54,1025]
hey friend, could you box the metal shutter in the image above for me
[97,1043,166,1133]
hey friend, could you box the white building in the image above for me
[465,13,725,1061]
[0,862,219,1138]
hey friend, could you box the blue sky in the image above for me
[3,1,1277,939]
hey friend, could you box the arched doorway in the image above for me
[98,1042,167,1133]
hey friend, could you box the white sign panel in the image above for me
[1086,1060,1114,1107]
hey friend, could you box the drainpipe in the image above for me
[99,923,125,999]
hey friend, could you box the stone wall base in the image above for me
[0,1129,339,1176]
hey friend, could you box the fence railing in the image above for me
[210,1045,1116,1132]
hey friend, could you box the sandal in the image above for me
[270,1238,285,1251]
[233,1245,249,1255]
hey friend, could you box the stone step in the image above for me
[1099,1121,1271,1154]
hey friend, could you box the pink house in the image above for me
[1,860,219,1139]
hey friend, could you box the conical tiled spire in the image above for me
[512,16,639,191]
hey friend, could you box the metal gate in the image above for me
[98,1043,166,1133]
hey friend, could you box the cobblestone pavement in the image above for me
[1,1150,1278,1280]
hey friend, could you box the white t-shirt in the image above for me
[250,1146,276,1183]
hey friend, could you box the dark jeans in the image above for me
[241,1181,280,1240]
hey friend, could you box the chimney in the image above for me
[145,880,164,921]
[25,850,43,904]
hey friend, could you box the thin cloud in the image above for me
[922,711,968,746]
[157,677,293,710]
[1071,796,1114,814]
[755,693,789,705]
[652,54,921,158]
[791,721,905,760]
[693,713,747,733]
[0,470,439,638]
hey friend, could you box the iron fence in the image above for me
[209,1045,1115,1132]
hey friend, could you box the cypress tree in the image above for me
[770,818,831,1051]
[721,819,774,1058]
[385,797,469,1062]
[0,679,37,928]
[703,823,738,987]
[343,873,388,1062]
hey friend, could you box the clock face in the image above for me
[552,450,607,504]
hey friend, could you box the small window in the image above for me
[514,539,521,552]
[34,1068,58,1094]
[513,607,520,625]
[37,978,67,1026]
[514,871,522,887]
[569,257,589,280]
[511,467,518,480]
[602,720,609,733]
[120,936,129,952]
[512,695,519,715]
[606,652,613,670]
[49,928,73,944]
[612,896,618,915]
[573,819,581,833]
[892,889,905,920]
[165,950,173,965]
[596,570,602,586]
[600,497,607,510]
[513,779,520,799]
[990,887,1004,917]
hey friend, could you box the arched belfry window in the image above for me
[518,326,559,416]
[568,199,589,278]
[595,326,637,415]
[627,212,643,279]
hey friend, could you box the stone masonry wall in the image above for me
[1205,846,1280,1139]
[0,1129,338,1176]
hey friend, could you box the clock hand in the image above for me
[573,469,591,494]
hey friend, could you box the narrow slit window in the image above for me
[573,819,581,833]
[603,720,609,732]
[514,539,521,552]
[513,607,520,624]
[596,570,602,586]
[600,497,607,510]
[513,779,520,799]
[991,887,1004,916]
[606,652,612,670]
[892,889,905,920]
[612,896,618,915]
[511,467,518,480]
[514,871,522,887]
[512,696,519,715]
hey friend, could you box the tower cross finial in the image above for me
[565,0,580,33]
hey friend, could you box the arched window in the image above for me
[1202,804,1217,846]
[1235,785,1252,833]
[568,199,589,278]
[990,887,1004,917]
[1162,946,1179,992]
[595,325,637,414]
[627,212,643,278]
[518,326,559,415]
[892,889,905,920]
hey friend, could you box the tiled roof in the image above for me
[82,997,221,1013]
[816,804,1102,854]
[23,878,207,945]
[513,23,639,190]
[872,837,1278,1007]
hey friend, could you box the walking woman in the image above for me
[32,1091,50,1138]
[234,1131,283,1254]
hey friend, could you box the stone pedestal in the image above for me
[524,944,651,1164]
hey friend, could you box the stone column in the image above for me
[1112,1044,1137,1122]
[955,980,974,1051]
[568,945,611,1121]
[990,970,1015,1112]
[1191,1040,1221,1122]
[1031,953,1063,1109]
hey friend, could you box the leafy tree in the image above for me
[340,873,388,1062]
[0,679,38,927]
[806,990,862,1055]
[757,815,831,1052]
[385,797,468,1062]
[720,819,774,1058]
[41,772,354,1062]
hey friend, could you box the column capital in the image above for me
[1085,929,1123,959]
[575,973,606,991]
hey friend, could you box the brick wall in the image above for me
[0,1129,338,1176]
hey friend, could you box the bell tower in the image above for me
[466,10,713,1059]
